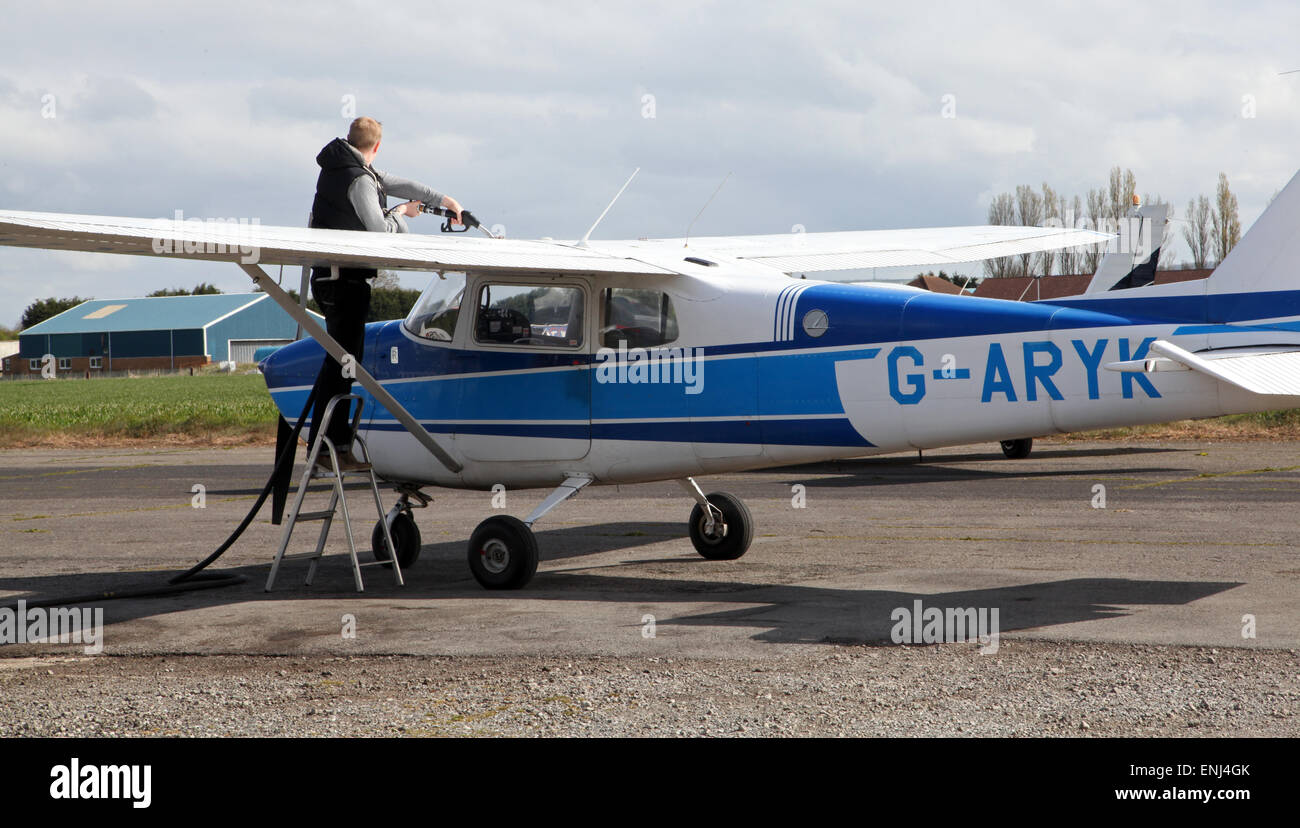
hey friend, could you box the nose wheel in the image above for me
[467,515,539,590]
[371,509,421,569]
[687,490,753,560]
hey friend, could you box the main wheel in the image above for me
[688,491,753,560]
[371,510,421,569]
[999,438,1033,459]
[467,515,539,590]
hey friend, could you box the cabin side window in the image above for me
[600,288,679,348]
[404,272,467,342]
[474,283,585,348]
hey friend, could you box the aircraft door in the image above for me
[592,287,710,456]
[453,279,591,462]
[690,352,761,459]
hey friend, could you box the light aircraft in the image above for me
[3,172,1299,591]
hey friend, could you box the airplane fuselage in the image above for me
[261,254,1300,491]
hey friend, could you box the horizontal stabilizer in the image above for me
[1106,339,1300,396]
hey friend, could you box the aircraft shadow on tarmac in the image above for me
[0,518,1242,648]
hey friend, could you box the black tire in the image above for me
[688,491,753,561]
[371,511,421,569]
[467,515,539,590]
[1000,438,1033,459]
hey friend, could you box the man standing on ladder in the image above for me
[307,116,464,469]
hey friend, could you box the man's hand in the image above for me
[396,200,422,218]
[440,195,463,226]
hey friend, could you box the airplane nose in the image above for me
[257,345,284,383]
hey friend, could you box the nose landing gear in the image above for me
[679,479,753,560]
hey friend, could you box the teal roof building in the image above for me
[18,293,321,367]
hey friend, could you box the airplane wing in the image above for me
[0,209,1110,278]
[0,209,675,276]
[598,225,1111,273]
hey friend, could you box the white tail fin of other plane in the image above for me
[1204,168,1300,297]
[1084,202,1169,294]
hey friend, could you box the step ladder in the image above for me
[265,393,402,592]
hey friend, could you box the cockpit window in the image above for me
[601,288,679,348]
[404,272,466,342]
[474,283,584,348]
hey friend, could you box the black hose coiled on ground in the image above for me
[2,384,319,611]
[169,384,317,584]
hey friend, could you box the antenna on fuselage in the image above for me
[683,171,732,248]
[578,167,640,248]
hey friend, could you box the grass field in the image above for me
[0,372,279,446]
[2,371,1300,448]
[1055,408,1300,441]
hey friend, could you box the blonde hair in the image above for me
[347,117,383,151]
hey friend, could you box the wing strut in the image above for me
[239,263,463,474]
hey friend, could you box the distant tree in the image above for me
[147,282,223,297]
[1057,194,1083,275]
[1037,182,1059,277]
[372,271,403,290]
[1014,184,1043,277]
[1211,172,1242,265]
[367,286,422,323]
[1183,195,1212,268]
[283,289,320,314]
[957,274,980,292]
[253,284,405,319]
[1084,188,1107,273]
[0,324,19,340]
[1106,166,1137,225]
[984,192,1017,278]
[932,270,980,292]
[21,297,89,330]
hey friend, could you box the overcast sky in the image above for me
[2,0,1298,326]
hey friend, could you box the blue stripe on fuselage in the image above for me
[261,284,1300,449]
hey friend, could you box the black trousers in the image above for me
[308,268,374,452]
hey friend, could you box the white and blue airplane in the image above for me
[3,170,1299,590]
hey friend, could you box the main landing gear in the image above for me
[377,476,756,591]
[460,475,756,591]
[467,515,539,589]
[467,476,592,590]
[999,438,1033,459]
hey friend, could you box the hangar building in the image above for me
[5,293,319,375]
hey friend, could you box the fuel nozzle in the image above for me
[418,204,497,238]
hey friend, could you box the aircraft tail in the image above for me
[1203,168,1300,296]
[1084,202,1168,294]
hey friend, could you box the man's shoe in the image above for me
[336,450,371,472]
[310,446,369,474]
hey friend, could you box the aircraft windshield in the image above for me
[404,272,467,342]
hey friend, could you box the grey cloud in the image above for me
[2,0,1299,315]
[72,76,158,121]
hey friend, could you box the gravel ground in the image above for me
[2,640,1296,737]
